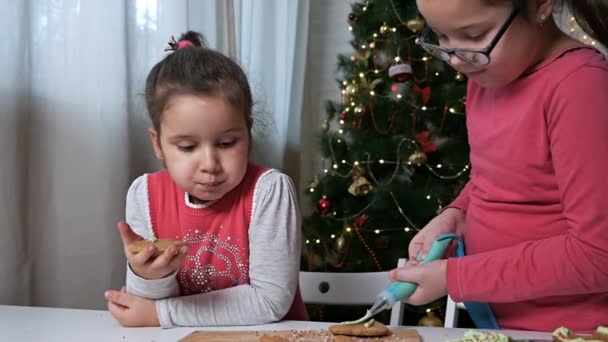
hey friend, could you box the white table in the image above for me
[0,305,553,341]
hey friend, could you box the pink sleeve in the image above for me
[448,64,608,303]
[441,181,472,215]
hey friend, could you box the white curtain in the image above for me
[0,0,309,310]
[235,0,310,175]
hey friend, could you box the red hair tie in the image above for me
[177,40,194,49]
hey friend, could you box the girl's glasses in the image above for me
[415,7,520,65]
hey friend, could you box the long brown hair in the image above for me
[564,0,608,48]
[484,0,607,47]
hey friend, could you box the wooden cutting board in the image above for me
[179,328,421,342]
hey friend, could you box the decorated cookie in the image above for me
[128,238,187,257]
[329,321,390,337]
[448,329,512,342]
[553,326,608,342]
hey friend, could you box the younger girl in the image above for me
[390,0,608,333]
[105,31,307,328]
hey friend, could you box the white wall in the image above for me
[299,0,353,213]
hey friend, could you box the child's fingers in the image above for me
[130,244,157,265]
[117,221,142,246]
[388,260,420,282]
[154,246,180,266]
[105,290,133,308]
[107,300,129,327]
[408,242,424,261]
[152,245,189,275]
[388,263,423,283]
[167,246,189,271]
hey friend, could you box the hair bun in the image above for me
[165,31,207,51]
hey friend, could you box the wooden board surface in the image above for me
[180,328,421,342]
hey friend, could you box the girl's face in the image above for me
[150,94,250,204]
[416,0,548,88]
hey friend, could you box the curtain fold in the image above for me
[234,0,310,171]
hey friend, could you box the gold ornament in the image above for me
[379,22,390,34]
[408,151,428,165]
[407,18,426,33]
[348,165,374,196]
[335,234,347,252]
[348,175,374,196]
[346,83,359,95]
[418,311,443,327]
[321,121,329,130]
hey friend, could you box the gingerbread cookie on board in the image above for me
[128,238,187,257]
[329,321,390,337]
[259,335,289,342]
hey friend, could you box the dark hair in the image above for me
[144,31,253,134]
[564,0,608,48]
[484,0,607,47]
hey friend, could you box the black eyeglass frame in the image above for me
[415,6,520,65]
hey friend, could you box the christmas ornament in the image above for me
[407,17,426,33]
[335,234,347,253]
[348,12,357,22]
[356,214,369,227]
[348,175,374,196]
[352,105,366,129]
[320,121,329,130]
[317,197,332,215]
[379,23,390,34]
[346,83,359,95]
[408,151,428,165]
[415,131,438,153]
[389,62,413,83]
[418,311,443,327]
[349,166,374,196]
[339,112,347,121]
[413,83,432,105]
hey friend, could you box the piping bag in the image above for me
[342,232,463,325]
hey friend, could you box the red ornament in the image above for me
[413,83,432,105]
[355,214,369,227]
[388,62,413,83]
[317,197,332,215]
[339,112,348,121]
[415,130,438,153]
[348,12,357,21]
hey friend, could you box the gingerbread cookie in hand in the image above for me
[128,238,187,257]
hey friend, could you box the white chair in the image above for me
[444,295,467,328]
[299,258,406,326]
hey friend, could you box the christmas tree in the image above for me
[302,0,470,325]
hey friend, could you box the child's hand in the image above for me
[105,286,160,327]
[388,259,448,306]
[117,221,189,280]
[408,208,465,261]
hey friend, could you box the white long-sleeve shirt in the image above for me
[124,169,302,328]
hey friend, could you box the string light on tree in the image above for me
[303,0,470,323]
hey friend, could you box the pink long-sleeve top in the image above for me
[446,45,608,333]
